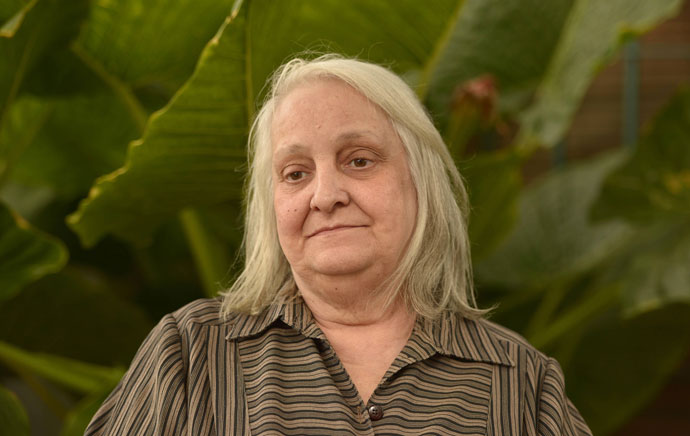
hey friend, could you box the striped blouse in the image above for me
[85,297,592,435]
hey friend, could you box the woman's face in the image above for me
[271,79,418,286]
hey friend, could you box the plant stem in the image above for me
[529,284,619,349]
[524,282,568,340]
[179,208,230,297]
[416,0,468,100]
[6,365,69,419]
[0,18,37,131]
[0,340,122,394]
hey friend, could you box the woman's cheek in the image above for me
[275,200,304,234]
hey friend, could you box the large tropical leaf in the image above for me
[591,86,690,314]
[67,11,248,246]
[425,0,681,143]
[475,151,633,289]
[423,0,573,114]
[0,269,153,366]
[0,0,88,122]
[0,0,89,196]
[518,0,682,149]
[1,0,237,204]
[0,202,67,301]
[593,86,690,224]
[4,93,138,198]
[66,0,464,246]
[607,220,690,315]
[475,83,690,432]
[461,150,522,260]
[76,0,236,96]
[67,0,684,249]
[0,384,29,436]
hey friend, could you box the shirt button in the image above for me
[367,405,384,421]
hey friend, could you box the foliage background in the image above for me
[1,0,689,434]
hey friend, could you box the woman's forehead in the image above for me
[271,80,391,144]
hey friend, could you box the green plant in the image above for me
[1,0,688,434]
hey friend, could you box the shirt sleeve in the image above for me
[84,314,188,435]
[536,358,592,436]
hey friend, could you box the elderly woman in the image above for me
[86,56,592,435]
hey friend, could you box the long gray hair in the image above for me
[221,54,484,320]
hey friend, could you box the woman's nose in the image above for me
[310,168,350,212]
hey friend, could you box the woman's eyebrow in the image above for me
[273,143,308,164]
[336,130,379,142]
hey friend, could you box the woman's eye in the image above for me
[285,171,305,181]
[350,158,372,168]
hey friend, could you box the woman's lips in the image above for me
[307,225,365,238]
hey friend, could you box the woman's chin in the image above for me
[302,250,377,278]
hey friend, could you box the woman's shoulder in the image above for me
[465,317,591,435]
[167,296,226,329]
[84,297,227,435]
[467,316,554,368]
[474,317,535,349]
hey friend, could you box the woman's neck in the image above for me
[294,267,400,325]
[298,280,416,404]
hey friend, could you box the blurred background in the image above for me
[1,0,689,434]
[544,3,690,434]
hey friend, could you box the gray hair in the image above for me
[221,54,485,320]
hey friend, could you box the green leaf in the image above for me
[518,0,682,149]
[66,0,466,246]
[3,0,235,200]
[66,0,684,247]
[0,202,67,301]
[424,0,573,115]
[0,0,89,127]
[0,0,90,196]
[0,0,37,38]
[0,95,49,187]
[19,43,104,98]
[461,151,522,260]
[60,385,114,436]
[562,304,690,435]
[628,223,690,312]
[0,182,54,220]
[239,0,461,96]
[0,384,30,436]
[602,220,690,315]
[0,269,153,366]
[67,12,248,246]
[0,340,124,394]
[76,0,236,95]
[4,93,138,198]
[475,151,633,289]
[590,86,690,314]
[592,86,690,224]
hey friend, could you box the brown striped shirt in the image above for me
[85,298,592,435]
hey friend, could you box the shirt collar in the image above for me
[225,296,325,341]
[413,312,514,367]
[225,298,513,367]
